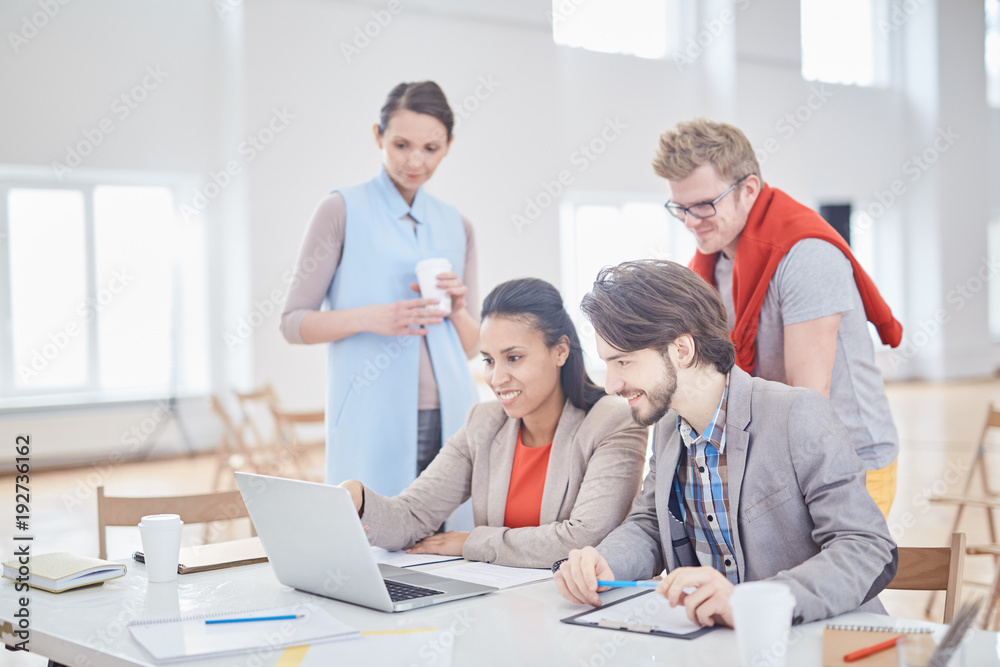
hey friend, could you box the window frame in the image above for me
[0,165,206,411]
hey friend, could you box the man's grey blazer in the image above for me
[363,395,648,568]
[596,367,897,624]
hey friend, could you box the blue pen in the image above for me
[596,581,697,595]
[206,614,304,625]
[597,580,658,588]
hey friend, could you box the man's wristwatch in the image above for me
[551,558,569,575]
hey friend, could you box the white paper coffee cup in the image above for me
[730,581,796,667]
[415,258,452,314]
[138,514,183,583]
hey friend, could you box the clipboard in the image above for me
[560,590,716,640]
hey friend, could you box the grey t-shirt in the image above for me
[715,238,898,469]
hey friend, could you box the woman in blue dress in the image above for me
[281,81,479,496]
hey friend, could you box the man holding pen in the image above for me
[554,260,896,627]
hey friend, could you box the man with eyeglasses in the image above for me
[653,118,902,517]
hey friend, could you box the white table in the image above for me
[3,559,999,666]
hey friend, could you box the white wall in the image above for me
[1,0,998,467]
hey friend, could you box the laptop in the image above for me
[234,472,497,612]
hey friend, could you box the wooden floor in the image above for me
[3,379,1000,665]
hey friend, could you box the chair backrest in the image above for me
[96,486,252,559]
[233,384,280,448]
[887,532,966,623]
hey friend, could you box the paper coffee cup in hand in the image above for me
[415,258,452,314]
[138,514,184,583]
[729,581,796,667]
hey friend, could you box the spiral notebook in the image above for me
[822,623,934,667]
[128,603,358,663]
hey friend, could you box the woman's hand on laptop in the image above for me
[406,531,469,557]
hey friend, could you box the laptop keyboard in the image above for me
[385,579,444,602]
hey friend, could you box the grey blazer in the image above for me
[596,367,897,624]
[363,395,648,568]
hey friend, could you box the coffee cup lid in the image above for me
[139,514,183,528]
[416,258,451,271]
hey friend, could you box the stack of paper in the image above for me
[128,603,358,663]
[437,562,553,589]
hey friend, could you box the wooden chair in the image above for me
[270,406,325,481]
[930,404,1000,549]
[207,395,261,491]
[96,486,254,559]
[927,404,1000,618]
[887,533,966,624]
[233,384,281,452]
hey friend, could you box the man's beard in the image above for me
[629,354,677,427]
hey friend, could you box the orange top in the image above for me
[503,429,553,529]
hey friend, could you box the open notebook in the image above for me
[128,603,358,663]
[822,623,935,667]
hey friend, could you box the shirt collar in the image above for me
[374,165,428,225]
[675,373,730,454]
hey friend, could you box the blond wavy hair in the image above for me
[652,118,761,183]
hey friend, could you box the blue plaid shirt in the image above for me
[672,375,739,584]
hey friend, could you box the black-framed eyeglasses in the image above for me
[665,176,748,221]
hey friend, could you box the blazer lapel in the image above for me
[724,368,753,580]
[538,400,583,523]
[656,414,685,571]
[486,416,520,526]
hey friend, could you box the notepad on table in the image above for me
[176,537,268,574]
[1,552,126,593]
[822,623,935,667]
[128,603,358,663]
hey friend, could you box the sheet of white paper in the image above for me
[298,630,451,667]
[437,562,552,589]
[370,547,463,568]
[574,591,702,636]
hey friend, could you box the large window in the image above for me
[560,195,696,377]
[0,177,208,408]
[552,0,682,60]
[801,0,887,87]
